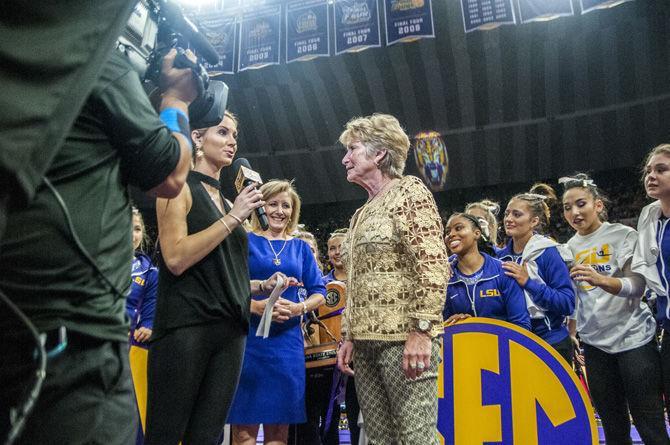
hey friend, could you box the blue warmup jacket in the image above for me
[655,218,670,331]
[497,240,574,345]
[126,252,158,347]
[443,253,531,330]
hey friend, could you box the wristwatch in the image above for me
[415,319,433,333]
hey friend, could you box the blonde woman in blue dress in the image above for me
[228,180,326,445]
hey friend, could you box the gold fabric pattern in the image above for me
[342,176,450,341]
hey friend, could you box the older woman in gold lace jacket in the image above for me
[335,113,450,445]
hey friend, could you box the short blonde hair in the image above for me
[251,179,302,235]
[338,113,410,178]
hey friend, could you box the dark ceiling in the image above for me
[211,0,670,205]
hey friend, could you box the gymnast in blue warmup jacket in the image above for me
[126,208,158,445]
[498,186,575,364]
[443,213,530,330]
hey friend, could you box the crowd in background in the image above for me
[137,168,649,273]
[292,167,650,267]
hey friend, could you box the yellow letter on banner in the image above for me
[510,341,576,444]
[453,332,502,444]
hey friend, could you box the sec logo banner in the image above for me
[438,318,597,445]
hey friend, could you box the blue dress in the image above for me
[227,232,326,424]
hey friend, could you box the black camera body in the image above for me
[117,0,228,129]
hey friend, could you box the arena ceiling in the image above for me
[213,0,670,205]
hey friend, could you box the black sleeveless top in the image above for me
[152,171,250,340]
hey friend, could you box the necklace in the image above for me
[267,237,288,266]
[368,177,397,202]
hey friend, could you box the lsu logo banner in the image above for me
[413,131,448,191]
[438,318,597,445]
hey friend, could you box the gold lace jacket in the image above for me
[342,175,450,341]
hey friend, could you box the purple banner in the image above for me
[197,12,237,74]
[238,4,282,71]
[384,0,435,46]
[516,0,574,23]
[461,0,516,33]
[286,0,330,63]
[580,0,634,14]
[333,0,382,55]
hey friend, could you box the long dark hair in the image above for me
[559,173,609,221]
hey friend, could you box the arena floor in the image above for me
[253,425,650,444]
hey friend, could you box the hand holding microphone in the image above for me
[229,184,264,225]
[232,158,269,230]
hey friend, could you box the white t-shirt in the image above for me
[567,222,656,353]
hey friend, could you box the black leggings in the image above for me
[551,334,574,366]
[660,333,670,417]
[583,339,669,445]
[145,322,246,445]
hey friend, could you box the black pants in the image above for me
[294,366,341,445]
[551,334,574,366]
[660,333,670,417]
[145,322,246,445]
[583,339,669,445]
[1,330,136,445]
[289,371,360,445]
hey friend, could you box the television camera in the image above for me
[117,0,228,128]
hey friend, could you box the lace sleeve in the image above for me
[340,220,354,340]
[395,177,450,323]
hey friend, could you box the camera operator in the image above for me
[0,0,138,241]
[0,41,198,444]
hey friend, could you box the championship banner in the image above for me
[238,4,281,71]
[383,0,435,46]
[438,318,598,444]
[286,0,330,63]
[460,0,516,33]
[516,0,574,23]
[197,12,237,74]
[333,0,382,55]
[580,0,634,14]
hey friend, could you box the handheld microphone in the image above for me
[232,158,269,231]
